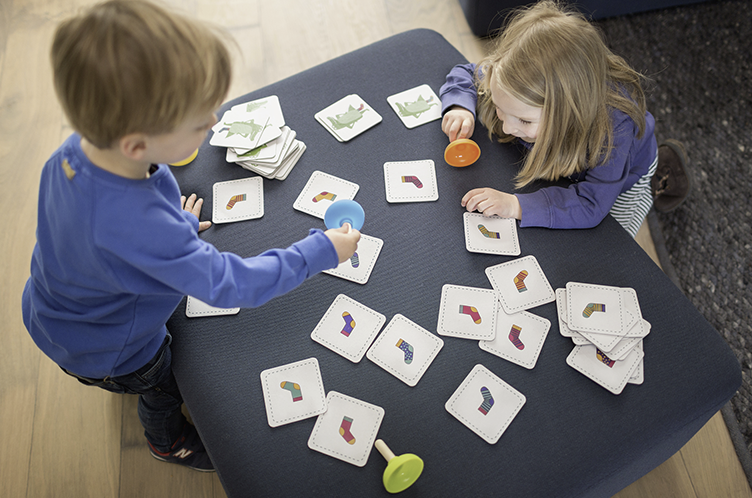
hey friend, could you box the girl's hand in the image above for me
[462,188,522,220]
[325,223,361,264]
[442,106,475,142]
[181,193,212,232]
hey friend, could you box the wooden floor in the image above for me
[0,0,749,497]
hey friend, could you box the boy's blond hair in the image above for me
[52,0,232,149]
[476,1,647,188]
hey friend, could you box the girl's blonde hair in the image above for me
[52,0,232,148]
[476,1,647,188]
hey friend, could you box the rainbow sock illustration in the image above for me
[508,324,525,350]
[478,224,501,239]
[401,175,423,188]
[596,349,616,368]
[280,381,303,402]
[396,338,414,364]
[514,270,529,292]
[339,416,356,445]
[226,193,246,210]
[312,191,337,203]
[350,252,360,268]
[478,386,494,415]
[582,303,606,318]
[459,305,482,324]
[341,311,356,337]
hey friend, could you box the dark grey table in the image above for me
[168,29,740,498]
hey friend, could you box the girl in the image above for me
[440,1,669,237]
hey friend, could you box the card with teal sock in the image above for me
[437,284,499,341]
[366,314,444,387]
[311,294,386,363]
[260,358,327,427]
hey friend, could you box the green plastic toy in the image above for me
[374,439,424,494]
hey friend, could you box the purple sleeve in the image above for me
[515,116,637,229]
[439,63,478,118]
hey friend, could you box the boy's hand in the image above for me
[181,193,212,232]
[462,188,522,220]
[324,223,361,264]
[442,105,475,142]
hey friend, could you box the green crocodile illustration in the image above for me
[327,104,368,130]
[219,119,267,140]
[395,95,437,118]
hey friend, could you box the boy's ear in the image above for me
[118,133,148,161]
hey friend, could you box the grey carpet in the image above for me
[595,0,752,474]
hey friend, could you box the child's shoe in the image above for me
[652,139,692,213]
[148,423,215,472]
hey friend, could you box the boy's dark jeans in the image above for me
[62,334,185,452]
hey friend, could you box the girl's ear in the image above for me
[118,133,148,161]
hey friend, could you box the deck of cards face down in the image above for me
[557,282,651,394]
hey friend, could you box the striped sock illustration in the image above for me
[514,270,529,292]
[582,303,606,318]
[478,386,494,415]
[478,224,501,239]
[312,191,337,203]
[508,324,525,350]
[226,194,246,210]
[401,175,423,188]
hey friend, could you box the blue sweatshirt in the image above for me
[22,134,339,378]
[439,63,657,229]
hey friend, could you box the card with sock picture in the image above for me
[445,364,526,444]
[307,391,385,467]
[259,357,328,427]
[311,294,386,363]
[436,284,499,341]
[323,233,383,285]
[366,314,444,387]
[386,84,442,129]
[212,176,264,224]
[314,94,382,142]
[485,255,555,314]
[463,212,521,256]
[184,296,240,318]
[293,170,360,220]
[383,160,439,203]
[566,343,643,395]
[479,308,551,370]
[566,282,642,336]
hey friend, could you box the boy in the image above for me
[22,0,360,472]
